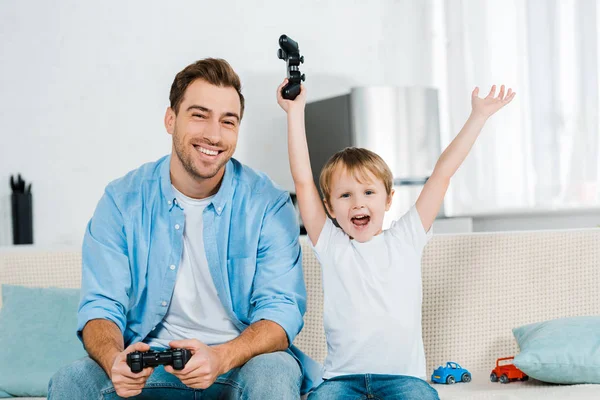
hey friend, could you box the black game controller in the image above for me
[126,348,192,373]
[277,34,305,100]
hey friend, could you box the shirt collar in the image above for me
[160,155,234,216]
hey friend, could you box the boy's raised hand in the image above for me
[276,79,306,113]
[471,85,516,119]
[415,84,516,233]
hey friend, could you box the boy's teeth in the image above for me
[352,215,370,226]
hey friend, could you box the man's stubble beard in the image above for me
[172,130,231,181]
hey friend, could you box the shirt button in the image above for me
[152,326,156,331]
[217,207,222,212]
[161,301,167,307]
[169,264,176,270]
[167,200,172,205]
[174,224,180,230]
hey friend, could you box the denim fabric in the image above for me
[308,374,439,400]
[48,352,301,400]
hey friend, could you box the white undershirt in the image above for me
[145,187,240,348]
[313,205,432,379]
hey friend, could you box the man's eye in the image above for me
[223,120,235,126]
[192,114,206,118]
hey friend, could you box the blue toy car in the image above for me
[431,362,472,384]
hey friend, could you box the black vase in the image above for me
[11,192,33,245]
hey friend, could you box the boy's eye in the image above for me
[365,190,374,195]
[340,193,350,198]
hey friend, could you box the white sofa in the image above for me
[1,229,599,399]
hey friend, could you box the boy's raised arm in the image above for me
[416,85,516,232]
[277,80,327,246]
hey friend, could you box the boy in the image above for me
[277,80,515,399]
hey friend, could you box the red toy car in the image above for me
[490,357,529,383]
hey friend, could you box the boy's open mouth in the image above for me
[351,215,370,227]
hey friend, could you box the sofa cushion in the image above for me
[513,316,600,384]
[0,284,86,397]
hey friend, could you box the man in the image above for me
[48,58,320,399]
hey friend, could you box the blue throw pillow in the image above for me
[0,284,87,397]
[513,316,600,384]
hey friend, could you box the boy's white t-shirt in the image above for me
[313,205,432,379]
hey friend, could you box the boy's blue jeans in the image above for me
[307,374,439,400]
[48,351,301,399]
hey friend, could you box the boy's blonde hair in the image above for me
[319,147,393,205]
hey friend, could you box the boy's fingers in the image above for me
[486,85,496,99]
[498,85,505,100]
[472,87,479,98]
[277,80,291,101]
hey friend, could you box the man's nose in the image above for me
[203,118,221,143]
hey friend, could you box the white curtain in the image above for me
[436,0,600,216]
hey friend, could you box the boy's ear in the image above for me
[323,198,335,219]
[385,189,395,211]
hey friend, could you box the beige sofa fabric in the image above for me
[0,248,81,309]
[1,228,599,399]
[420,230,600,373]
[294,229,600,373]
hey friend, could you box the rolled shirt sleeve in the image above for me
[249,192,306,346]
[77,186,131,342]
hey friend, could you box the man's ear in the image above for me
[385,189,395,211]
[165,107,176,135]
[324,198,335,219]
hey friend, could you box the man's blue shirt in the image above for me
[78,155,321,393]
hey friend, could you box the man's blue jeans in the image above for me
[307,374,439,400]
[48,351,301,399]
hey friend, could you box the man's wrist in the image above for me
[212,343,237,375]
[102,350,121,379]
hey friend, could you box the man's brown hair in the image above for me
[319,147,393,205]
[169,58,245,119]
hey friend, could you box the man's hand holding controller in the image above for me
[111,342,155,398]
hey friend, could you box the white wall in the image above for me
[0,0,437,246]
